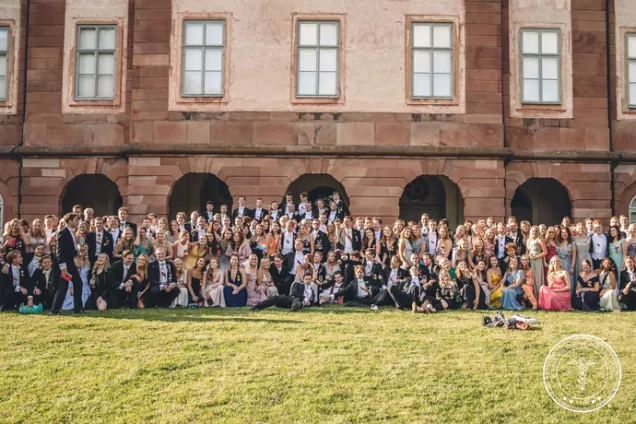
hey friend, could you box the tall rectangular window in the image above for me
[296,21,339,98]
[520,29,560,104]
[75,25,116,100]
[627,33,636,108]
[0,27,9,101]
[182,20,225,97]
[411,23,453,99]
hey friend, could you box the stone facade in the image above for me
[0,0,635,226]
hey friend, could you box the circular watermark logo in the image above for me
[543,334,621,413]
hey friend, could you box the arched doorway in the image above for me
[399,175,464,228]
[630,196,636,224]
[169,173,232,219]
[61,174,123,217]
[285,174,349,208]
[511,178,571,225]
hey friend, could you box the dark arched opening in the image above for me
[169,173,232,219]
[511,178,571,225]
[61,174,123,217]
[285,173,349,208]
[399,175,464,228]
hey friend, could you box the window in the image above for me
[520,29,561,104]
[296,21,340,98]
[182,20,225,97]
[411,23,453,99]
[631,196,636,224]
[627,33,636,108]
[0,26,8,101]
[75,25,117,100]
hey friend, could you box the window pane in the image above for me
[433,25,451,48]
[0,56,6,76]
[523,79,540,102]
[629,83,636,106]
[297,71,317,95]
[0,76,5,99]
[319,49,337,72]
[413,24,431,48]
[319,23,338,46]
[184,48,203,71]
[183,71,202,95]
[299,23,318,46]
[521,31,539,54]
[78,75,95,97]
[99,28,116,50]
[79,28,96,50]
[205,49,223,71]
[298,48,317,71]
[204,71,223,95]
[97,75,114,97]
[413,73,431,97]
[522,57,539,79]
[78,53,96,74]
[433,74,452,97]
[98,53,114,75]
[628,36,636,59]
[628,62,636,83]
[541,31,559,54]
[318,72,337,95]
[184,22,204,45]
[433,50,451,73]
[0,29,8,51]
[542,57,558,79]
[542,79,559,102]
[413,50,431,73]
[206,22,224,45]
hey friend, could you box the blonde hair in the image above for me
[243,254,259,274]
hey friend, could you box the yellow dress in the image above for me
[489,274,503,308]
[184,245,206,271]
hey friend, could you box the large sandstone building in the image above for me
[0,0,635,229]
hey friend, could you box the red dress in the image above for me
[539,273,573,311]
[544,244,557,281]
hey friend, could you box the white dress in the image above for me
[61,266,91,310]
[598,271,621,312]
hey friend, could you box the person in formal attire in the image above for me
[190,216,209,243]
[337,216,362,254]
[149,247,179,308]
[49,213,83,315]
[1,250,30,310]
[539,256,573,311]
[113,227,135,262]
[619,256,636,310]
[223,254,247,307]
[269,253,291,296]
[332,191,349,217]
[1,218,28,260]
[589,220,609,270]
[202,257,225,307]
[118,207,137,234]
[29,254,57,309]
[332,265,376,307]
[232,196,251,221]
[249,198,267,223]
[60,244,91,311]
[487,255,503,308]
[597,257,621,312]
[85,253,111,311]
[574,259,600,311]
[203,201,215,223]
[251,272,318,311]
[107,250,137,309]
[284,239,307,285]
[86,216,114,266]
[27,244,46,277]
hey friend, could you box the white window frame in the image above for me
[75,24,117,100]
[627,33,636,108]
[410,22,454,100]
[181,20,225,98]
[295,20,340,98]
[520,28,561,105]
[0,26,9,101]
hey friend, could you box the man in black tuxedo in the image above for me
[507,219,525,256]
[361,248,384,287]
[333,191,350,217]
[284,203,300,222]
[190,216,209,242]
[30,255,58,309]
[269,254,291,296]
[108,216,122,245]
[337,216,362,253]
[250,198,267,223]
[589,220,609,270]
[50,213,83,314]
[108,251,138,309]
[310,219,330,260]
[493,222,511,264]
[251,272,318,311]
[86,216,114,265]
[1,251,30,310]
[284,240,307,284]
[184,210,199,233]
[202,201,215,222]
[300,201,316,221]
[149,247,179,307]
[268,201,281,221]
[327,201,344,224]
[118,207,137,234]
[619,256,636,310]
[232,196,251,221]
[331,265,379,306]
[371,256,409,308]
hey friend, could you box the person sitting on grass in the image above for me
[1,250,30,311]
[251,272,317,311]
[320,271,346,304]
[149,247,179,308]
[331,265,377,307]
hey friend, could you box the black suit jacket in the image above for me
[86,231,114,262]
[588,233,610,256]
[2,265,29,293]
[311,230,331,258]
[493,236,513,259]
[335,200,350,218]
[284,251,306,274]
[289,281,318,305]
[383,266,408,287]
[327,209,344,223]
[30,267,59,293]
[619,269,636,291]
[269,210,281,222]
[56,227,78,270]
[249,208,268,222]
[337,228,362,252]
[232,207,252,221]
[108,260,137,292]
[120,221,137,234]
[285,212,300,222]
[202,210,216,222]
[148,260,177,290]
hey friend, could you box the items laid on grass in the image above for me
[482,311,539,330]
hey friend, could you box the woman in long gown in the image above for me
[608,225,626,272]
[202,257,225,307]
[223,254,247,307]
[526,226,546,300]
[625,223,636,260]
[244,254,261,306]
[501,257,525,310]
[184,235,208,271]
[62,245,91,311]
[539,256,573,311]
[217,229,233,271]
[544,226,558,281]
[256,257,278,303]
[598,258,621,312]
[170,258,189,308]
[572,223,592,300]
[187,257,206,307]
[574,259,600,312]
[486,255,503,308]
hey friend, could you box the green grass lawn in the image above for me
[0,307,633,424]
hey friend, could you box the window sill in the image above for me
[291,96,343,105]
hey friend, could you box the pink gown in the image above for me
[538,274,573,311]
[245,271,261,306]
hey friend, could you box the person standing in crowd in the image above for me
[590,220,609,270]
[61,244,91,311]
[86,216,113,266]
[118,207,137,234]
[526,226,546,300]
[49,214,82,315]
[608,225,626,272]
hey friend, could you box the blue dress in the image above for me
[62,265,91,311]
[501,270,525,310]
[223,269,247,307]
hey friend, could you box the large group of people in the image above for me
[2,190,636,315]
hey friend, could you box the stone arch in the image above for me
[399,175,465,228]
[168,173,232,220]
[284,173,350,208]
[511,178,572,225]
[60,174,124,216]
